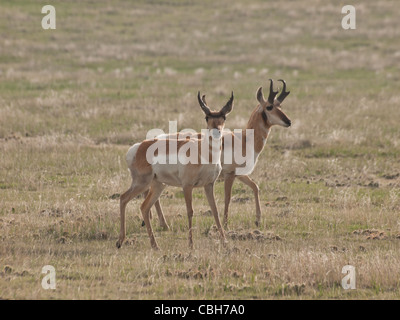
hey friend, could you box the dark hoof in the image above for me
[141,220,145,227]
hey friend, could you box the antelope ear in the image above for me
[256,87,265,104]
[219,91,234,116]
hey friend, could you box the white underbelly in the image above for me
[152,163,182,187]
[152,162,222,188]
[191,163,222,187]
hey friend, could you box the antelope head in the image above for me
[256,79,291,128]
[197,91,234,139]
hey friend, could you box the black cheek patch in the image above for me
[261,111,268,124]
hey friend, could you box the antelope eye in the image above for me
[266,106,273,111]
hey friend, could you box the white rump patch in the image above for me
[126,143,141,167]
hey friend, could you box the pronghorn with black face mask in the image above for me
[117,92,234,250]
[147,79,291,228]
[219,79,291,226]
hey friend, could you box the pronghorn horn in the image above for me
[256,86,265,104]
[277,79,290,103]
[220,91,234,116]
[198,91,211,116]
[267,79,279,104]
[201,94,207,106]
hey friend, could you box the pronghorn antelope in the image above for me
[219,79,291,226]
[117,92,234,250]
[148,79,291,227]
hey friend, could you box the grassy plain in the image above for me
[1,0,400,299]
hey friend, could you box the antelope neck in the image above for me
[246,108,271,154]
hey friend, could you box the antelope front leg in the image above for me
[223,173,236,228]
[182,185,194,249]
[238,175,261,226]
[204,183,226,245]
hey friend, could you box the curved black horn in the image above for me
[198,91,211,116]
[267,79,279,104]
[220,91,234,116]
[201,94,207,106]
[277,79,290,103]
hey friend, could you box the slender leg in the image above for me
[238,175,261,226]
[143,190,153,220]
[182,185,194,249]
[223,172,236,228]
[141,192,169,231]
[154,199,169,230]
[117,183,149,248]
[204,183,226,244]
[140,182,166,250]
